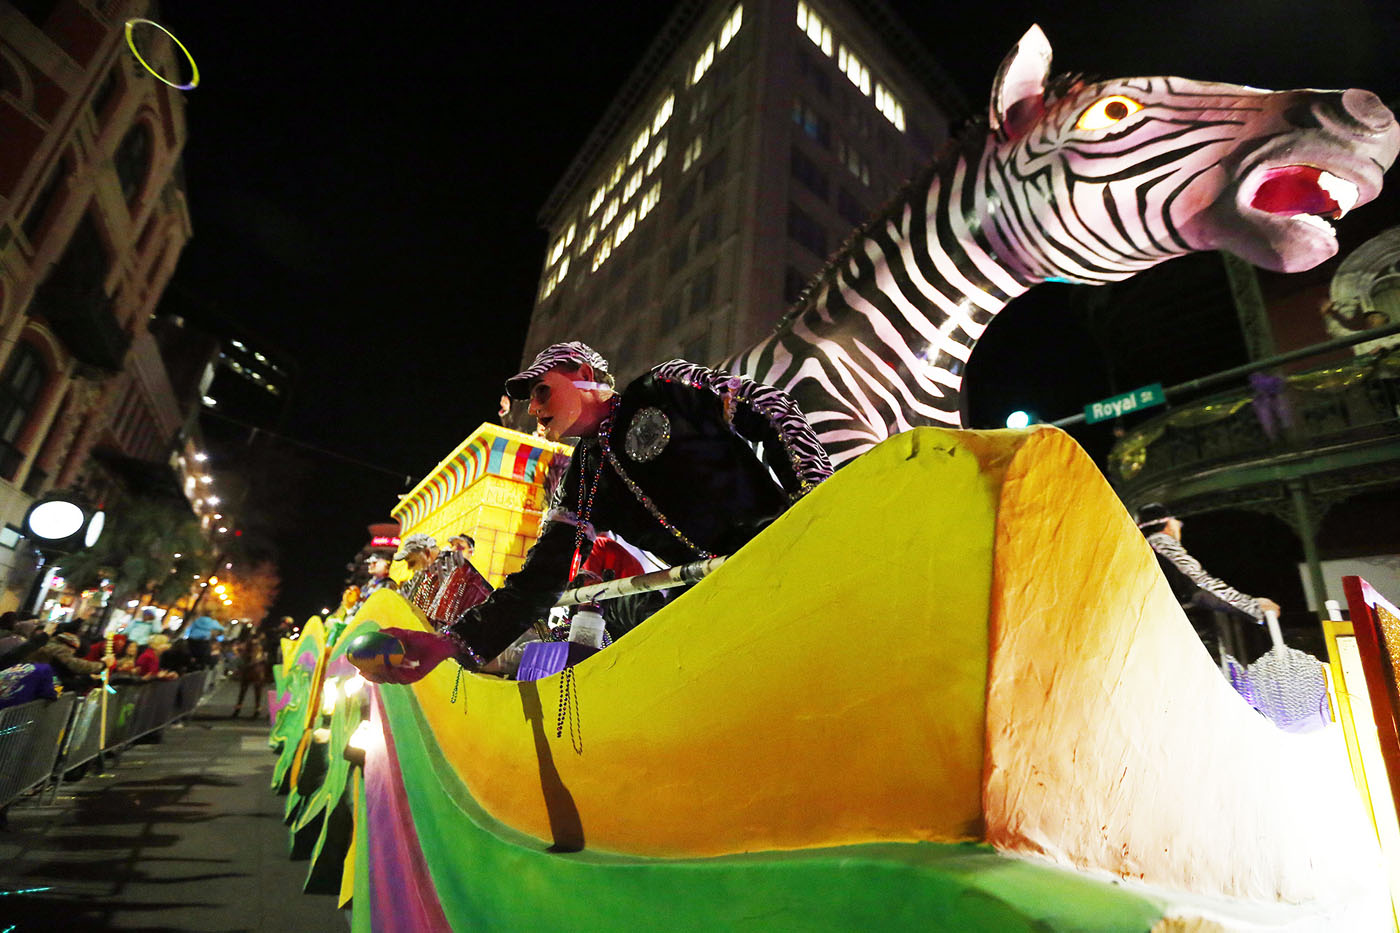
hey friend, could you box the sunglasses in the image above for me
[529,382,552,405]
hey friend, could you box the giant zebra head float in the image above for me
[724,26,1400,466]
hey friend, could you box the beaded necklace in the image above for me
[568,399,620,579]
[599,415,715,560]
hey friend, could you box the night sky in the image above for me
[155,2,1400,618]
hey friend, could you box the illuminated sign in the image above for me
[370,536,401,548]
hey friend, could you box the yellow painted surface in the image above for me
[372,428,1012,857]
[392,424,569,587]
[983,429,1387,913]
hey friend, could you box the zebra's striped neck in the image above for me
[730,133,1113,463]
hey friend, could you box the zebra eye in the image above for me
[1075,95,1144,131]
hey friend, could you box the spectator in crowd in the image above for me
[232,631,270,718]
[0,612,22,656]
[132,638,162,679]
[143,634,182,680]
[184,614,224,668]
[30,632,109,690]
[125,608,160,647]
[158,636,195,678]
[448,534,476,560]
[85,633,127,663]
[112,638,145,680]
[0,630,49,670]
[0,662,58,710]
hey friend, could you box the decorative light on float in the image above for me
[321,678,339,716]
[344,719,378,767]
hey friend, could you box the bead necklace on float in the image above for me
[565,384,717,583]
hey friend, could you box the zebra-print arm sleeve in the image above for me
[651,360,833,499]
[1148,534,1264,622]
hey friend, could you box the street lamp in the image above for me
[24,492,105,554]
[1005,410,1035,430]
[22,491,106,614]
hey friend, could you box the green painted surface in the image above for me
[378,688,1168,932]
[352,769,371,933]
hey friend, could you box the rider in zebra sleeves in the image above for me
[363,342,832,680]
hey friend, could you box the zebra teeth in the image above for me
[1295,213,1336,237]
[1317,170,1359,218]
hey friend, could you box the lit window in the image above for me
[580,222,598,250]
[692,41,716,85]
[615,209,637,245]
[683,136,704,172]
[231,340,245,350]
[601,197,619,226]
[719,3,744,50]
[592,235,613,272]
[542,254,570,299]
[796,2,832,56]
[610,158,626,189]
[564,222,576,246]
[647,136,668,175]
[638,182,661,220]
[838,45,871,95]
[588,185,606,216]
[653,94,675,134]
[548,235,567,266]
[875,83,906,131]
[623,168,642,201]
[629,126,651,165]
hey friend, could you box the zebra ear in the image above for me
[989,25,1053,140]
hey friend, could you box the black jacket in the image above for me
[449,361,832,660]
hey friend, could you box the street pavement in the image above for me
[0,679,345,931]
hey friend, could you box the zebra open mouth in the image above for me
[1248,165,1361,237]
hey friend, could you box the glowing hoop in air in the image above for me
[124,19,200,90]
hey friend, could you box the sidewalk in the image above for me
[0,679,344,931]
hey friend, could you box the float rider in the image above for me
[363,341,833,682]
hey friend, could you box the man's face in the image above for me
[405,549,434,572]
[527,368,589,441]
[368,559,389,579]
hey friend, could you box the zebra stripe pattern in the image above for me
[651,359,833,495]
[720,28,1396,467]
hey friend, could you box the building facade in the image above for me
[523,0,965,383]
[0,0,193,602]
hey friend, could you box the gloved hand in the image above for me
[362,627,460,684]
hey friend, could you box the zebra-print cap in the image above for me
[1135,502,1176,529]
[505,341,611,400]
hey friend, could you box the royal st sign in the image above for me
[1084,383,1166,424]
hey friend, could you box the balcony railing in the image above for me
[1109,350,1400,498]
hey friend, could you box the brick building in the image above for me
[0,1,193,604]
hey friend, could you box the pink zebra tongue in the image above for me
[1250,165,1340,217]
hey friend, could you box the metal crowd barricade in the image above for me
[0,694,77,810]
[44,670,215,802]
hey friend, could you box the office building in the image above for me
[523,0,965,382]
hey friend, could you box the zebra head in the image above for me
[981,26,1400,282]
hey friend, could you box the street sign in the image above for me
[1084,383,1166,424]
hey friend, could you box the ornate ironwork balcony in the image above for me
[1109,350,1400,513]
